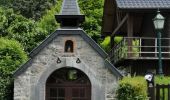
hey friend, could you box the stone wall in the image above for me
[14,34,119,100]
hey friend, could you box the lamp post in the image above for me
[153,10,165,75]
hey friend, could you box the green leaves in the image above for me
[116,77,148,100]
[0,38,27,72]
[12,0,57,20]
[0,38,27,99]
[0,0,62,53]
[78,0,104,41]
[100,36,111,52]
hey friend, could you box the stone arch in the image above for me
[32,58,104,100]
[46,67,91,100]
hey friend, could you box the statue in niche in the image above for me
[65,40,74,52]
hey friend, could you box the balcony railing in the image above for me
[110,37,170,63]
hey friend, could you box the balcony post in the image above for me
[139,38,142,57]
[127,13,133,58]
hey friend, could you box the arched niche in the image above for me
[65,40,74,53]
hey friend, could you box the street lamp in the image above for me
[153,10,165,75]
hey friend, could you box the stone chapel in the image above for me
[13,0,122,100]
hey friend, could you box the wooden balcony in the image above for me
[110,37,170,64]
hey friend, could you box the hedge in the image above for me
[116,76,148,100]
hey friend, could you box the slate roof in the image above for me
[115,0,170,9]
[60,0,80,15]
[55,0,85,26]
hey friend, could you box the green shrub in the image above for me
[0,38,27,100]
[116,76,148,100]
[100,36,110,52]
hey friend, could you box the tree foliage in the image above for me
[0,0,12,7]
[37,0,62,34]
[0,0,62,53]
[0,38,27,100]
[78,0,104,42]
[0,7,37,52]
[12,0,56,20]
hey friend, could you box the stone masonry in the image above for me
[13,28,122,100]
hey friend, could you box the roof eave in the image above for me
[117,7,170,12]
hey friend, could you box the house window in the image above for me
[65,40,74,52]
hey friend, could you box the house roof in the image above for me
[116,0,170,9]
[13,28,123,78]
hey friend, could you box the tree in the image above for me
[0,0,12,7]
[0,7,37,52]
[0,38,27,100]
[0,7,17,37]
[78,0,104,42]
[12,0,57,20]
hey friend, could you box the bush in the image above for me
[100,36,111,52]
[116,76,148,100]
[0,38,27,100]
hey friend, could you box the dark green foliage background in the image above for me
[78,0,104,42]
[12,0,56,20]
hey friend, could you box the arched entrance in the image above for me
[46,68,91,100]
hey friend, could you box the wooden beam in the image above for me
[127,13,133,37]
[111,14,128,36]
[127,13,134,57]
[116,11,120,25]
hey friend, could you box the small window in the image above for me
[65,40,74,52]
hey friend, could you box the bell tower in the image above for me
[55,0,85,27]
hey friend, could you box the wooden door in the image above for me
[46,68,91,100]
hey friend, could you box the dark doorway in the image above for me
[46,68,91,100]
